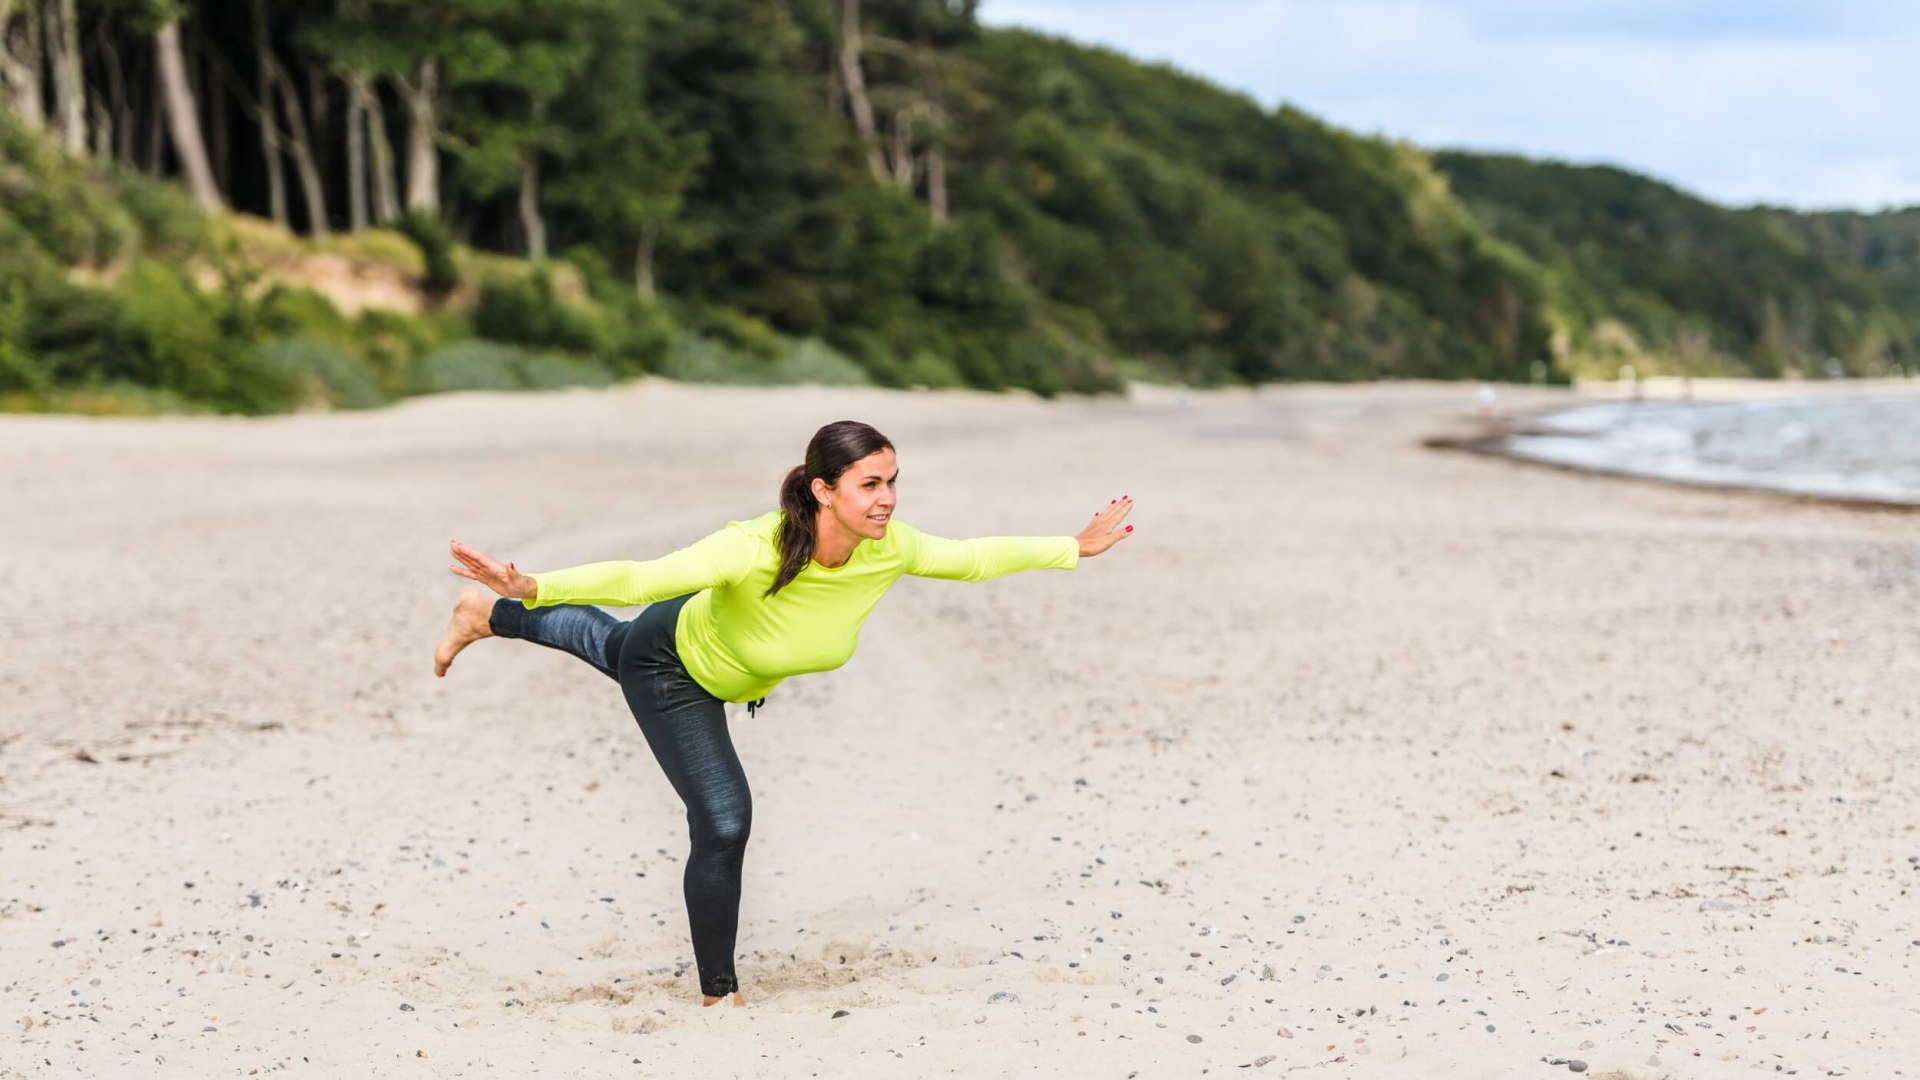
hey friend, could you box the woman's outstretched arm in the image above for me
[448,522,761,607]
[902,496,1133,581]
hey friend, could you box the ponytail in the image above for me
[767,420,894,597]
[769,465,816,597]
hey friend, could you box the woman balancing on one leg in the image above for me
[432,420,1134,1007]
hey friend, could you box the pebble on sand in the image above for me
[1186,1034,1203,1043]
[988,992,1020,1005]
[831,1009,850,1019]
[1568,1062,1588,1074]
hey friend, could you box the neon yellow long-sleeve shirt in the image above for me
[522,511,1078,702]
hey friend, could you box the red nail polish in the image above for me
[1125,525,1133,532]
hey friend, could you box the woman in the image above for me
[432,420,1134,1006]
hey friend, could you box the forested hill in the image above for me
[1,1,1914,413]
[1432,153,1920,378]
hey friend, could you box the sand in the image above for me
[2,380,1915,1078]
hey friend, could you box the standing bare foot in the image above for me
[433,586,496,677]
[701,992,746,1008]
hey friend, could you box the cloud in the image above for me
[979,0,1920,210]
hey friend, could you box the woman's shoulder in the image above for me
[729,509,784,535]
[719,510,785,553]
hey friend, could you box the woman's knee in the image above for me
[691,807,751,851]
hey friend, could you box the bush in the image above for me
[251,337,388,410]
[655,332,869,387]
[397,211,461,295]
[111,262,234,403]
[607,297,677,375]
[407,340,523,394]
[897,347,964,389]
[473,267,606,354]
[511,351,616,391]
[355,309,444,394]
[676,303,787,360]
[776,340,870,386]
[0,115,136,265]
[113,168,211,258]
[0,208,52,280]
[0,280,49,396]
[1,379,206,417]
[255,285,353,345]
[22,272,121,384]
[407,340,614,395]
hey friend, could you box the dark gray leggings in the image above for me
[489,593,750,997]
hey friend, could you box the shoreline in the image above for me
[1431,379,1920,513]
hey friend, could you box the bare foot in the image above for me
[701,992,746,1008]
[433,586,496,677]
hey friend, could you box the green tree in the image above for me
[545,1,704,297]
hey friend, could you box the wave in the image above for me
[1499,394,1920,506]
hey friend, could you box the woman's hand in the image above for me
[1076,496,1135,558]
[449,540,538,601]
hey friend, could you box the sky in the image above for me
[977,0,1920,211]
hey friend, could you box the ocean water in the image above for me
[1501,394,1920,505]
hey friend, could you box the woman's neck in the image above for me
[810,510,862,568]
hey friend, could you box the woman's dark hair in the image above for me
[769,420,895,597]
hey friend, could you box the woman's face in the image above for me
[818,447,898,541]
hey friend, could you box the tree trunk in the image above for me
[345,78,367,232]
[253,0,286,226]
[266,57,328,238]
[635,224,655,300]
[2,1,46,133]
[889,106,915,191]
[47,0,82,154]
[304,60,329,180]
[207,41,232,195]
[89,96,110,160]
[922,53,949,225]
[926,141,947,226]
[155,20,221,208]
[396,58,438,214]
[834,0,888,184]
[143,60,163,170]
[825,41,844,117]
[518,153,546,261]
[351,71,398,224]
[102,32,132,163]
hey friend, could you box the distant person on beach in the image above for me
[431,420,1134,1007]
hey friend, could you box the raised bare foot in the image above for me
[433,585,496,677]
[701,992,746,1008]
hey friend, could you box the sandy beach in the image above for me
[3,380,1916,1078]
